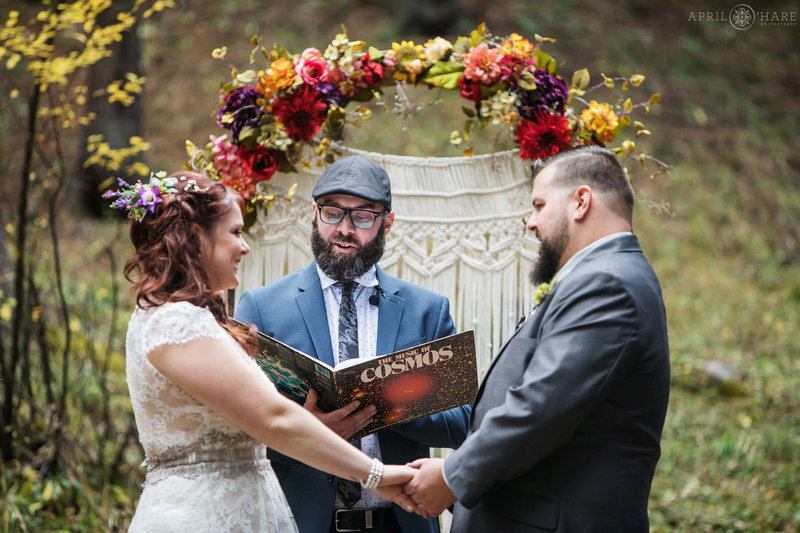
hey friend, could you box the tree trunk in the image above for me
[79,0,144,216]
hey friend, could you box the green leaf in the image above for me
[468,22,487,47]
[367,46,384,61]
[463,118,476,141]
[185,139,200,158]
[571,68,590,89]
[534,49,557,74]
[41,480,54,502]
[453,35,472,55]
[461,105,475,118]
[422,61,464,89]
[243,204,257,232]
[517,71,537,91]
[322,106,346,139]
[623,98,633,113]
[268,43,291,62]
[350,87,376,102]
[237,126,258,145]
[629,73,645,86]
[236,69,258,85]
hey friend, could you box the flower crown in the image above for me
[103,171,209,222]
[186,23,663,225]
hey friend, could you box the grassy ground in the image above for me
[1,0,798,530]
[637,163,800,531]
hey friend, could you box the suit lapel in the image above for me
[469,235,643,424]
[375,266,404,356]
[296,264,335,367]
[470,287,556,413]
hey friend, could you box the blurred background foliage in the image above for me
[1,0,798,530]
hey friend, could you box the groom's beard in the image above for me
[311,218,386,282]
[530,214,569,285]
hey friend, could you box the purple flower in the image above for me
[216,86,265,143]
[136,184,162,216]
[516,69,569,121]
[316,81,344,108]
[103,178,130,199]
[112,197,133,210]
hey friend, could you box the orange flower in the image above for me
[503,33,534,59]
[257,57,296,99]
[580,100,619,143]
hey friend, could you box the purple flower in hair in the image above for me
[102,178,130,199]
[103,171,177,222]
[136,183,163,215]
[216,85,265,143]
[516,69,569,121]
[112,196,133,210]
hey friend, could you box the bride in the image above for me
[108,171,414,531]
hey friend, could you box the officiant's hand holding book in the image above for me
[238,324,478,440]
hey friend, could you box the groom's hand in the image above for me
[303,389,376,439]
[403,458,456,518]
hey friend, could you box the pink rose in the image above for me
[294,48,329,86]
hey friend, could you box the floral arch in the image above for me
[187,24,664,374]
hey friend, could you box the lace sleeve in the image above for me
[140,301,228,357]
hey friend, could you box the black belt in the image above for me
[332,508,399,532]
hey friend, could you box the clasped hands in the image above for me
[374,458,455,518]
[304,393,455,516]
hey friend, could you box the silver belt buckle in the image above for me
[334,509,361,532]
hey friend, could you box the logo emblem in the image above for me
[730,4,756,30]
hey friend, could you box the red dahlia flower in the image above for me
[271,85,329,142]
[514,111,573,160]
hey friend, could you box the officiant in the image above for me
[235,155,471,533]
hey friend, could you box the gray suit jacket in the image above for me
[444,234,670,532]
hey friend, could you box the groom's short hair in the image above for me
[532,146,634,224]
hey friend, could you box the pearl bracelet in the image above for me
[360,458,383,490]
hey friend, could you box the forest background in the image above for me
[0,0,798,531]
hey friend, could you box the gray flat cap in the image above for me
[312,156,392,211]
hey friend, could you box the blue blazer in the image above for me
[235,263,471,533]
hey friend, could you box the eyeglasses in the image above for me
[316,203,386,230]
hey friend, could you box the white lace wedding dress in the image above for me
[126,301,298,532]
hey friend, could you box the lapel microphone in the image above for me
[368,285,385,306]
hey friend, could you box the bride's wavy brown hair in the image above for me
[124,171,258,356]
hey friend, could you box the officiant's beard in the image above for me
[311,219,386,282]
[530,215,569,285]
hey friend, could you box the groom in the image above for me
[404,146,671,531]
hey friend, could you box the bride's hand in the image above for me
[372,464,417,512]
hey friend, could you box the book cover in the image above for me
[249,328,477,439]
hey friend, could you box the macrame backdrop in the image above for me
[237,146,540,379]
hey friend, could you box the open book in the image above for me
[246,326,477,439]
